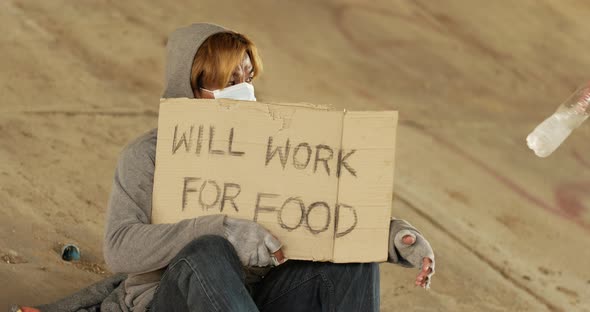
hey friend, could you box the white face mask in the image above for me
[202,82,257,101]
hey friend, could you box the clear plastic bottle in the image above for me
[527,83,590,157]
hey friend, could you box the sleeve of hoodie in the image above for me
[103,129,226,274]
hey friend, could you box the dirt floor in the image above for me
[1,0,590,311]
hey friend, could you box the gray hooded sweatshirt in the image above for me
[37,23,232,312]
[37,23,239,312]
[104,22,230,312]
[105,23,231,312]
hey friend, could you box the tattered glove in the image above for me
[223,217,282,267]
[388,218,435,288]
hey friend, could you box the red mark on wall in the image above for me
[407,123,590,232]
[555,182,590,220]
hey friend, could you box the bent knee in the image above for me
[174,235,233,260]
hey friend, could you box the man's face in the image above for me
[198,53,254,99]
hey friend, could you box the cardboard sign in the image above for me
[152,98,398,262]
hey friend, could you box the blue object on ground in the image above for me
[61,244,81,261]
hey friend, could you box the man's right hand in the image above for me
[223,217,285,267]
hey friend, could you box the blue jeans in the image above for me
[149,235,380,312]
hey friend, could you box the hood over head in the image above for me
[162,23,227,98]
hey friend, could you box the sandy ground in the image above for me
[1,0,590,311]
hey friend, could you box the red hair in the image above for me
[190,32,262,96]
